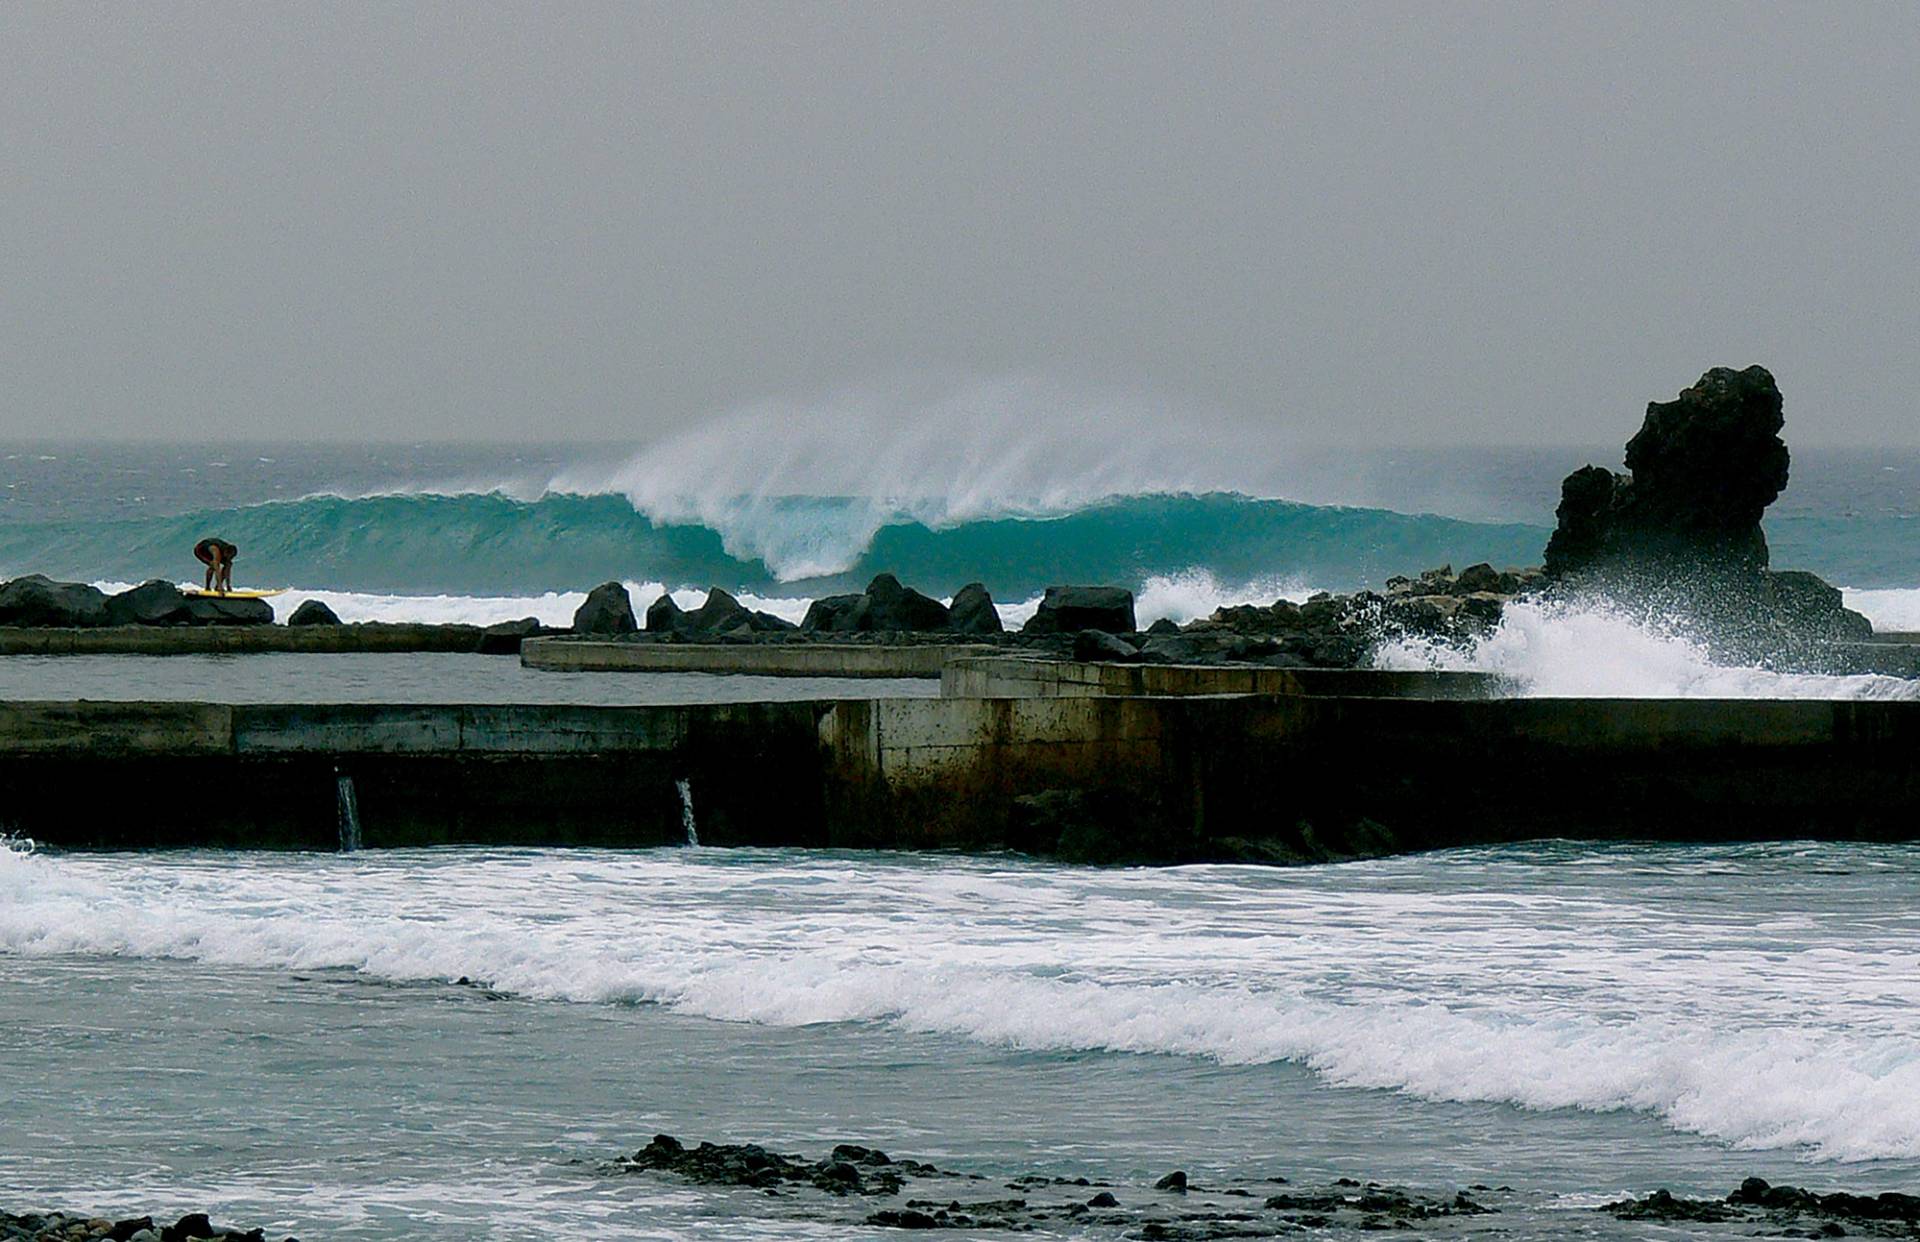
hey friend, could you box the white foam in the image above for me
[1845,587,1920,633]
[1133,570,1319,627]
[547,376,1290,580]
[7,844,1920,1162]
[1376,599,1920,699]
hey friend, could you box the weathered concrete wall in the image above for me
[940,656,1500,699]
[0,700,824,851]
[0,623,516,655]
[523,638,995,678]
[820,694,1920,861]
[5,695,1919,861]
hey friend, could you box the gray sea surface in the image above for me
[3,841,1918,1239]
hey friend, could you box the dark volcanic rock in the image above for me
[479,617,546,654]
[1023,586,1136,635]
[861,574,950,632]
[1074,629,1142,663]
[1603,1177,1920,1233]
[105,579,194,626]
[1538,366,1872,658]
[1544,365,1789,577]
[614,1133,940,1197]
[687,588,752,633]
[286,598,341,627]
[573,581,638,635]
[184,595,274,626]
[0,575,110,628]
[801,593,866,634]
[947,582,1003,634]
[644,593,685,634]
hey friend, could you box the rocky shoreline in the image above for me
[608,1134,1920,1238]
[0,1210,293,1242]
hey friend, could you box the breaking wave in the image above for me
[5,843,1920,1163]
[0,489,1545,600]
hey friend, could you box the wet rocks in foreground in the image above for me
[610,1133,1500,1236]
[0,1209,293,1242]
[1602,1177,1920,1236]
[613,1133,944,1197]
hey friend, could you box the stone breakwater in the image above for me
[0,1209,293,1242]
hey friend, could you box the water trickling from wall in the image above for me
[676,777,698,847]
[336,772,363,852]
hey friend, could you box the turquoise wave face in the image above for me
[0,488,1906,597]
[0,490,1545,597]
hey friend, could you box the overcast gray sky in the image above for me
[2,2,1916,446]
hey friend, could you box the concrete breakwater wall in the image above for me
[941,655,1501,699]
[0,623,535,656]
[6,694,1919,860]
[521,638,997,678]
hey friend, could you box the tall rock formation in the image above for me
[1544,365,1789,577]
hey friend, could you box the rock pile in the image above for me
[613,1134,943,1197]
[0,1208,293,1242]
[611,1132,1501,1237]
[646,587,795,638]
[0,576,272,628]
[1603,1177,1920,1235]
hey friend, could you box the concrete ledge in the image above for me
[523,638,996,678]
[0,623,509,655]
[941,655,1503,699]
[6,695,1920,859]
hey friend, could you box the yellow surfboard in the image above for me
[182,588,288,600]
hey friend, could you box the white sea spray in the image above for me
[6,843,1920,1163]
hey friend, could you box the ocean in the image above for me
[6,842,1920,1239]
[4,441,1920,1238]
[2,439,1916,630]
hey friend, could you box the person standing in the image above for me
[193,537,238,594]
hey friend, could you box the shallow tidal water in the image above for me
[4,841,1919,1239]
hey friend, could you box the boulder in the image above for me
[105,579,193,626]
[1451,562,1518,596]
[1073,629,1142,663]
[801,593,866,633]
[860,574,950,632]
[1766,570,1873,641]
[287,598,341,627]
[947,582,1003,634]
[480,616,545,654]
[1022,586,1136,635]
[686,587,753,633]
[1544,365,1789,577]
[573,582,638,635]
[0,575,109,627]
[644,593,686,634]
[184,595,273,626]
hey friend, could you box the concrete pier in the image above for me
[941,655,1501,699]
[522,638,997,678]
[5,693,1919,860]
[0,623,533,656]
